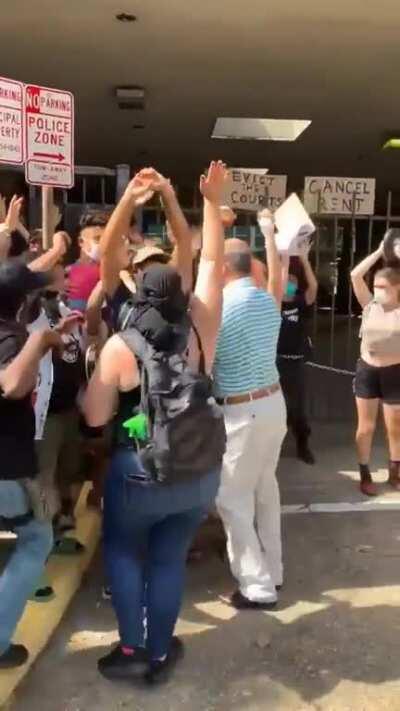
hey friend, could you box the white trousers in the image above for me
[217,391,287,603]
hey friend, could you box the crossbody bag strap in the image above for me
[191,322,206,375]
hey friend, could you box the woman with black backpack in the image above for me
[83,161,227,686]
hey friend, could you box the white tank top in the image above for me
[361,301,400,357]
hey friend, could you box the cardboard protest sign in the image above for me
[273,193,316,255]
[304,177,376,215]
[224,169,287,211]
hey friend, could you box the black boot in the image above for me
[388,461,400,491]
[296,435,315,465]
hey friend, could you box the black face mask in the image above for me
[132,265,190,352]
[138,265,189,323]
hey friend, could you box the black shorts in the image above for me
[354,358,400,404]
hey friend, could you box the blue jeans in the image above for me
[104,449,220,659]
[0,481,53,654]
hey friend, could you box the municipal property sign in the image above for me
[0,77,24,165]
[25,84,74,188]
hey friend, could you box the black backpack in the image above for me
[119,328,226,485]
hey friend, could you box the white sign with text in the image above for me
[224,169,287,211]
[0,77,24,165]
[274,193,316,255]
[304,176,376,215]
[25,84,74,188]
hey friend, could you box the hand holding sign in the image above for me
[274,193,315,256]
[298,236,312,259]
[257,208,275,238]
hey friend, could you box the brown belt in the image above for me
[216,383,281,406]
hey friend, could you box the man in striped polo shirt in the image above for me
[214,213,286,610]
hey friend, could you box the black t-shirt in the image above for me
[43,298,84,414]
[277,297,312,358]
[0,320,37,480]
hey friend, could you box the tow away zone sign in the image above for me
[25,84,74,188]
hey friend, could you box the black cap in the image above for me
[0,260,51,311]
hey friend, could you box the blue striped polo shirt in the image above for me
[213,277,281,398]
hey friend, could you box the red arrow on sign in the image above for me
[33,152,66,162]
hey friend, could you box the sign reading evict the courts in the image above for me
[0,77,24,165]
[25,84,74,188]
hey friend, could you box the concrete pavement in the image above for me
[10,423,400,711]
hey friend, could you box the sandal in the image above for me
[52,537,85,556]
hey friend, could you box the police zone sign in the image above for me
[25,84,74,188]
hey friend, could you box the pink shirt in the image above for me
[67,262,100,303]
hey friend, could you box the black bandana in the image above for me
[131,265,190,351]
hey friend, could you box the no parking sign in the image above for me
[25,84,74,188]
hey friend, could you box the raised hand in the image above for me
[55,311,84,336]
[125,173,154,206]
[199,161,228,205]
[137,168,173,197]
[5,195,24,232]
[257,207,275,239]
[52,231,71,256]
[220,205,237,228]
[298,236,312,259]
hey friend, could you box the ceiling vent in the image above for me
[115,86,145,110]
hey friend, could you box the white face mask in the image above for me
[374,287,391,305]
[84,242,100,262]
[394,241,400,259]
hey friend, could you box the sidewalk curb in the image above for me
[0,483,101,710]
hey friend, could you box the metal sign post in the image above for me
[41,186,53,251]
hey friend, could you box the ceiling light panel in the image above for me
[211,118,311,141]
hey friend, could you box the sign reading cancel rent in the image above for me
[304,177,376,215]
